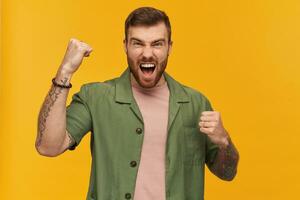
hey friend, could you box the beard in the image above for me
[126,55,169,88]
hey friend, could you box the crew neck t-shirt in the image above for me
[131,80,170,200]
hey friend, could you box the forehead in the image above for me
[127,22,168,42]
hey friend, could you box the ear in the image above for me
[123,39,127,53]
[167,40,173,55]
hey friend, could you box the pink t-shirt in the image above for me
[131,79,170,200]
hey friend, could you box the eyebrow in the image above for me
[130,37,166,43]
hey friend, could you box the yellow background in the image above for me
[1,0,300,199]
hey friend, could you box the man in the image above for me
[36,7,239,200]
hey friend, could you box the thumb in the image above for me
[84,48,93,57]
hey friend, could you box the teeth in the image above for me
[140,63,155,68]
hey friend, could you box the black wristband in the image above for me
[52,78,72,89]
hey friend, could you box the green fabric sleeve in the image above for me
[66,84,92,150]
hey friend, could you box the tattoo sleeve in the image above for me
[36,77,68,148]
[208,138,240,181]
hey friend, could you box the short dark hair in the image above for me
[125,7,172,43]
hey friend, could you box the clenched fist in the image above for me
[59,38,93,75]
[198,111,230,148]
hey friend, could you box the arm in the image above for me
[35,38,93,157]
[199,111,240,181]
[207,134,239,181]
[35,71,75,157]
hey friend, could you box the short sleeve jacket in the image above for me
[66,67,219,200]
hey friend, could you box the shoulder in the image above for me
[72,78,114,103]
[79,82,109,96]
[181,84,213,110]
[182,84,210,102]
[80,77,118,94]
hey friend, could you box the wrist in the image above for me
[55,69,73,84]
[57,62,74,75]
[52,77,72,89]
[54,69,73,89]
[218,132,230,149]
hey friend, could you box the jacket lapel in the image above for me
[115,67,144,124]
[164,72,190,131]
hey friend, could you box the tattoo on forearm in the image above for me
[36,78,68,147]
[210,138,239,181]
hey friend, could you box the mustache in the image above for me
[139,60,156,63]
[139,56,157,63]
[138,60,157,64]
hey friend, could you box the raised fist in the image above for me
[198,111,230,148]
[59,38,93,75]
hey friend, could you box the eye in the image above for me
[152,42,163,47]
[133,42,143,46]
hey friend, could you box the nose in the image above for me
[141,46,154,59]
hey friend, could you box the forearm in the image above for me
[35,70,72,156]
[209,137,239,181]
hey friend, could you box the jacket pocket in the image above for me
[183,125,205,165]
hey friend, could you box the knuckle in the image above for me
[70,38,78,43]
[76,46,82,51]
[78,46,86,52]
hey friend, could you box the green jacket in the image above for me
[66,67,219,200]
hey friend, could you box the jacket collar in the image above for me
[115,67,189,104]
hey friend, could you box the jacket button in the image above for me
[136,128,143,134]
[125,193,131,199]
[130,161,137,167]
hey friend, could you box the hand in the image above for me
[198,111,229,148]
[58,38,93,75]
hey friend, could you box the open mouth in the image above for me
[139,63,156,76]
